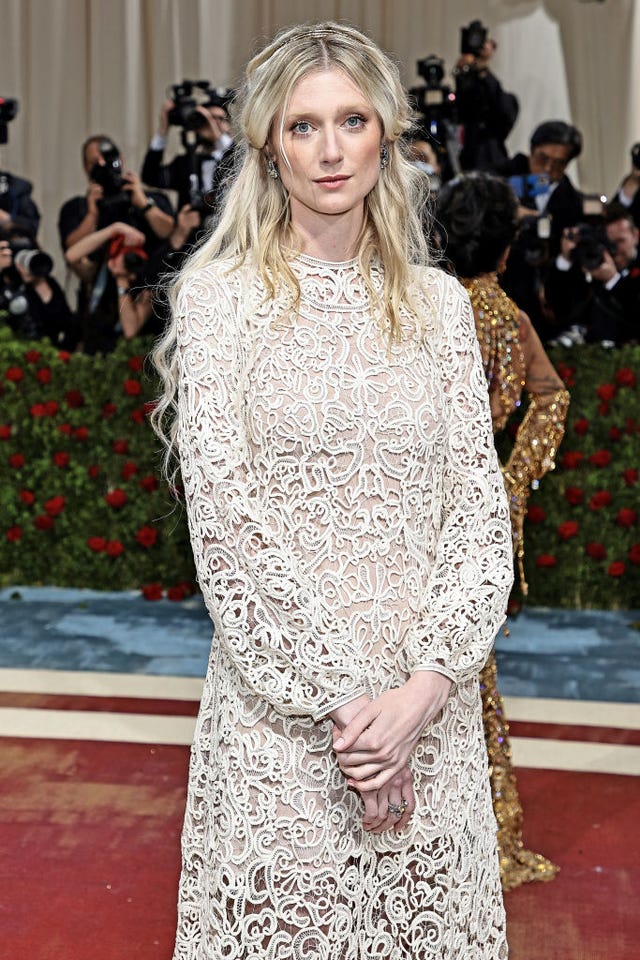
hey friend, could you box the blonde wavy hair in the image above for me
[151,20,432,472]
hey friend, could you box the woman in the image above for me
[436,172,570,890]
[153,23,513,958]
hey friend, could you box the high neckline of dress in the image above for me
[294,252,359,269]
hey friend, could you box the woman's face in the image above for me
[271,67,383,234]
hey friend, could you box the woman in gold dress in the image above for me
[437,171,570,890]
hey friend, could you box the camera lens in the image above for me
[14,248,54,277]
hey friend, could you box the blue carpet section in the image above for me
[1,587,638,703]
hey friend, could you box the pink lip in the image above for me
[314,175,350,183]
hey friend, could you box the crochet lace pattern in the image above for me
[172,255,513,959]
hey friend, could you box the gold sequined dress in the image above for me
[463,274,570,891]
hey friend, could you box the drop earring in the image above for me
[380,144,389,170]
[267,157,279,180]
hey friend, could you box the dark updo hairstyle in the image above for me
[435,172,519,278]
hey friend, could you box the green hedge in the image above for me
[1,326,639,607]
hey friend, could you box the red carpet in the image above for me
[1,736,638,959]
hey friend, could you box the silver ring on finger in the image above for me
[387,799,407,818]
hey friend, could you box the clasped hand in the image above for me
[331,671,452,833]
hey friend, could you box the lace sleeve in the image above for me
[175,269,366,720]
[405,275,514,683]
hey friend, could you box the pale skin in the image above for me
[270,67,453,833]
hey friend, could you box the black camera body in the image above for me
[89,139,125,196]
[0,95,19,145]
[460,20,488,57]
[568,223,611,273]
[631,142,640,171]
[167,80,232,132]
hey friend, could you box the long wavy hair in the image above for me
[151,20,431,473]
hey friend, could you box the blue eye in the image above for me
[345,115,365,129]
[292,120,312,134]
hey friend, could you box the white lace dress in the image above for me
[173,254,513,959]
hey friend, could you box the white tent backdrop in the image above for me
[0,0,638,272]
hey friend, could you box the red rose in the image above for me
[104,488,128,509]
[609,426,622,442]
[88,464,100,479]
[135,525,157,548]
[585,542,607,561]
[36,367,52,384]
[607,561,625,578]
[130,408,145,424]
[139,475,159,492]
[142,582,163,601]
[617,508,638,528]
[123,378,142,396]
[58,422,72,435]
[128,355,144,372]
[121,461,139,481]
[557,362,576,387]
[19,490,35,505]
[561,451,584,470]
[536,554,557,568]
[112,439,129,455]
[44,495,65,517]
[0,424,11,440]
[87,536,107,552]
[625,418,637,435]
[615,367,637,388]
[589,450,612,468]
[44,400,59,416]
[34,514,54,531]
[74,426,89,441]
[628,544,640,565]
[596,383,617,403]
[573,418,589,436]
[589,490,612,510]
[9,453,25,469]
[5,367,24,382]
[24,350,41,364]
[58,350,71,363]
[30,404,47,418]
[6,525,22,542]
[53,451,70,468]
[106,540,125,558]
[142,400,157,416]
[167,585,186,602]
[598,402,610,417]
[102,402,117,419]
[623,468,639,487]
[564,487,584,506]
[558,520,579,541]
[65,389,85,408]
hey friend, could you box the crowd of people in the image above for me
[1,19,638,355]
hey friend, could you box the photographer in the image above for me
[58,135,174,257]
[64,220,155,354]
[0,96,41,236]
[0,228,79,348]
[612,142,640,228]
[141,82,234,214]
[454,20,519,173]
[545,208,639,346]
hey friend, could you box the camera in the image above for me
[409,57,459,182]
[512,216,551,268]
[567,223,610,273]
[631,142,640,171]
[460,20,488,57]
[0,96,19,145]
[89,139,124,196]
[508,173,550,204]
[14,247,53,277]
[167,80,232,132]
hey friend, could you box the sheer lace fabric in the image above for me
[173,256,513,959]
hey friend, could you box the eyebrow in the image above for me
[285,104,372,122]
